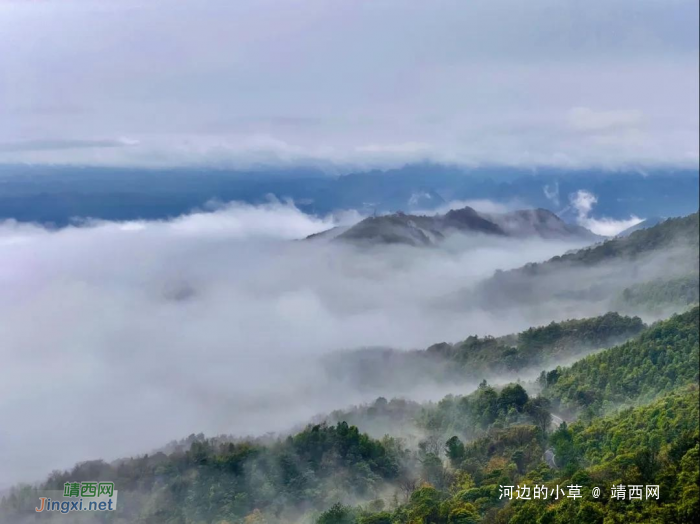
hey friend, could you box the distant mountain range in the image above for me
[0,163,697,225]
[475,211,699,312]
[309,206,601,246]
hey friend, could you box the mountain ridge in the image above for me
[309,206,601,246]
[475,211,699,311]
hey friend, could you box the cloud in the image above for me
[543,182,560,207]
[0,201,592,488]
[355,142,433,156]
[0,0,697,169]
[570,189,598,216]
[0,138,137,153]
[569,189,644,236]
[567,107,644,132]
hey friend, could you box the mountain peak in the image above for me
[325,205,599,246]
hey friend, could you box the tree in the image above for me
[421,453,446,489]
[499,383,529,412]
[525,396,553,435]
[317,503,356,524]
[445,436,466,467]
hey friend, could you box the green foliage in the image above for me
[1,422,406,524]
[317,503,357,524]
[445,437,466,467]
[480,212,699,309]
[545,212,699,266]
[350,305,700,524]
[427,312,645,375]
[2,299,698,524]
[357,387,699,524]
[544,307,699,415]
[412,381,543,444]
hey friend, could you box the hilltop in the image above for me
[475,212,699,312]
[309,206,600,246]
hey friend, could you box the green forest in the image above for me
[2,308,697,524]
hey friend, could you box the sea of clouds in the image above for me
[0,200,593,487]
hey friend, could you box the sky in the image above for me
[0,0,698,169]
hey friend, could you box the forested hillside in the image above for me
[427,312,645,374]
[3,2,698,523]
[1,423,409,523]
[319,387,698,524]
[541,307,699,418]
[477,212,699,312]
[2,308,697,523]
[528,212,698,267]
[324,312,646,394]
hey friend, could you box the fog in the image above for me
[0,200,599,487]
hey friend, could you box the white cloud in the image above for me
[0,0,697,169]
[567,107,644,132]
[0,202,590,487]
[582,215,645,237]
[570,189,598,216]
[569,189,644,236]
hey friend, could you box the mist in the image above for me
[0,200,599,488]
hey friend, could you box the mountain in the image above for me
[322,312,646,394]
[617,216,667,237]
[614,275,700,313]
[333,212,451,246]
[483,208,598,240]
[476,212,699,311]
[541,306,699,416]
[303,225,351,241]
[538,212,697,265]
[318,206,600,246]
[3,309,697,524]
[1,163,697,226]
[322,309,700,523]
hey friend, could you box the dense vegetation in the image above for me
[3,306,697,523]
[1,422,409,523]
[536,212,699,267]
[325,312,646,395]
[314,386,699,524]
[426,312,645,374]
[540,307,699,418]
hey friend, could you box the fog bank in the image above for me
[0,201,589,486]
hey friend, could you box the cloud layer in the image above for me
[0,0,697,168]
[0,202,590,487]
